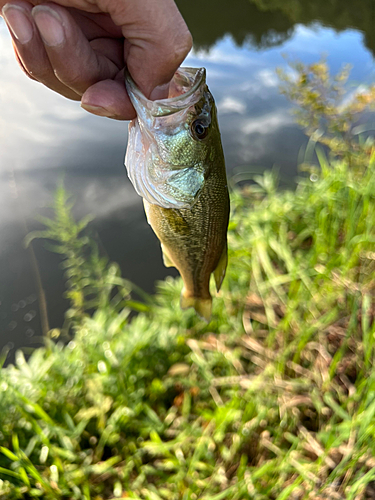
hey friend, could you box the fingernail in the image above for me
[80,103,114,118]
[2,4,33,45]
[32,6,64,47]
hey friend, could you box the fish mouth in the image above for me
[124,66,209,209]
[125,67,206,117]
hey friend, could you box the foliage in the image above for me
[24,186,150,333]
[278,59,375,169]
[278,60,375,171]
[2,62,375,499]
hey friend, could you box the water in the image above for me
[1,0,375,357]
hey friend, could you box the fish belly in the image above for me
[143,177,229,321]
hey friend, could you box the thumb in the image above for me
[101,0,192,98]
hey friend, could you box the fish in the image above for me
[124,67,229,321]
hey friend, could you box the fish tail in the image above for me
[180,290,212,322]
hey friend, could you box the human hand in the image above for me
[0,0,192,119]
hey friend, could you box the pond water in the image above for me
[1,0,375,358]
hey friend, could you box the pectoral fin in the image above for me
[213,243,228,292]
[161,244,175,268]
[143,199,151,225]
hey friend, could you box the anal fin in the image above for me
[213,243,228,292]
[161,244,175,268]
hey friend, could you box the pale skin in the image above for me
[0,0,192,119]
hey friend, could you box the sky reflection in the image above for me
[1,16,375,354]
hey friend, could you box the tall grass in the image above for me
[1,61,375,499]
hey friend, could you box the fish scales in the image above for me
[125,67,229,321]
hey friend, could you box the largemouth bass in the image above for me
[125,67,229,321]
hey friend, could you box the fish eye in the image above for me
[191,119,209,140]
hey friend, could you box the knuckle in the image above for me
[175,29,193,61]
[13,49,36,81]
[18,62,37,81]
[22,63,50,82]
[165,23,193,65]
[29,66,55,84]
[16,54,54,82]
[182,29,193,54]
[53,69,86,94]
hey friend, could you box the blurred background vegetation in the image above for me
[2,61,375,499]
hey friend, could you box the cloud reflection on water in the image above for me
[1,18,375,353]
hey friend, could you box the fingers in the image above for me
[105,0,193,98]
[1,0,192,120]
[2,1,81,99]
[11,38,37,81]
[31,3,120,94]
[81,75,136,119]
[2,1,124,102]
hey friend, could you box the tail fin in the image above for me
[180,291,212,322]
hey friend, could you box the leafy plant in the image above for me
[277,59,375,168]
[25,184,149,334]
[2,60,375,499]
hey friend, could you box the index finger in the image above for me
[2,0,192,98]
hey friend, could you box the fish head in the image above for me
[125,67,222,209]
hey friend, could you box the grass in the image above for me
[2,61,375,499]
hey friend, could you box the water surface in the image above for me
[1,0,375,357]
